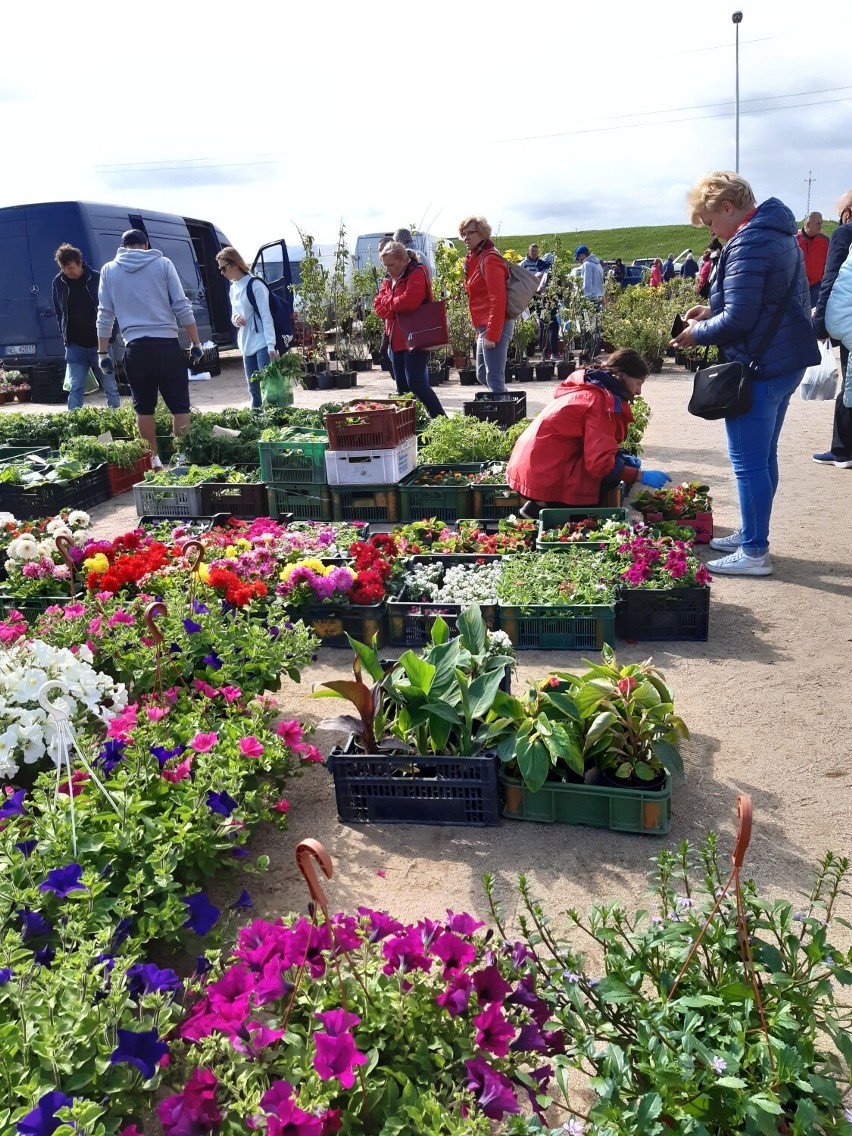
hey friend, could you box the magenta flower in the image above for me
[158,1067,221,1135]
[275,719,304,747]
[472,965,512,1005]
[193,679,217,698]
[220,685,242,702]
[272,797,291,813]
[189,731,218,753]
[446,910,484,936]
[313,1009,367,1088]
[382,929,433,975]
[473,1002,515,1057]
[435,971,473,1016]
[162,754,194,783]
[431,930,476,977]
[464,1056,520,1120]
[147,706,169,721]
[239,736,264,758]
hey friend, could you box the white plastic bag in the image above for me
[845,355,852,409]
[800,340,838,401]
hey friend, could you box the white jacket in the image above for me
[230,274,276,356]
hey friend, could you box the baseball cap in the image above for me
[121,228,148,247]
[394,227,414,245]
[574,244,589,260]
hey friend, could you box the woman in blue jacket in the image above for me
[672,172,819,577]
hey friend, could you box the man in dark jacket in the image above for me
[679,251,699,280]
[661,254,676,282]
[52,244,121,410]
[812,190,852,468]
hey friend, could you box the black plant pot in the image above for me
[303,374,319,391]
[317,373,336,390]
[351,358,372,372]
[535,362,555,381]
[306,361,328,374]
[648,357,664,374]
[370,350,382,364]
[504,363,517,383]
[514,363,534,384]
[526,342,538,357]
[593,767,667,793]
[428,369,444,386]
[459,368,478,386]
[556,360,573,381]
[335,371,356,389]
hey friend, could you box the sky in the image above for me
[2,0,851,259]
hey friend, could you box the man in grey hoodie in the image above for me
[97,229,204,467]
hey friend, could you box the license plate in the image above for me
[3,344,37,355]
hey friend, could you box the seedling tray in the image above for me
[537,507,630,551]
[641,509,714,544]
[330,485,400,523]
[615,585,710,642]
[500,770,671,834]
[389,553,501,645]
[268,484,332,521]
[330,737,500,826]
[398,464,483,523]
[499,602,616,650]
[463,390,526,427]
[258,429,329,485]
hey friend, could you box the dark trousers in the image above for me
[831,344,852,458]
[388,347,447,418]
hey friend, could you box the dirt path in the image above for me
[10,353,849,929]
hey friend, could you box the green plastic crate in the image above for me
[398,464,482,523]
[536,507,630,551]
[499,602,615,650]
[268,484,332,521]
[0,592,78,621]
[500,771,671,834]
[258,429,329,485]
[330,485,400,523]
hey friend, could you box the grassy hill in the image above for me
[454,221,839,263]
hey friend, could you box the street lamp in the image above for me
[732,11,743,172]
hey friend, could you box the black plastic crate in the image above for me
[615,586,710,642]
[302,602,386,648]
[330,485,400,523]
[329,738,500,826]
[185,345,221,376]
[0,464,110,519]
[199,481,269,520]
[18,361,66,405]
[388,554,501,646]
[463,391,526,426]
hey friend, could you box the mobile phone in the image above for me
[671,313,687,338]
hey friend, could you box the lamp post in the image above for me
[732,11,743,172]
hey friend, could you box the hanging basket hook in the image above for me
[143,600,167,645]
[183,539,204,573]
[296,839,333,921]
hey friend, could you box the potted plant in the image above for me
[294,227,330,372]
[633,480,714,543]
[614,530,712,642]
[511,317,537,382]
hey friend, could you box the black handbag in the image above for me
[688,270,800,421]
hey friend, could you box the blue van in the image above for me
[0,202,295,399]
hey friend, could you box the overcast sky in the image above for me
[2,0,851,258]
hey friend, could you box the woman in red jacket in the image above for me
[460,215,512,393]
[506,349,670,516]
[373,242,446,418]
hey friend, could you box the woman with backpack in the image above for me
[216,246,279,410]
[459,215,513,394]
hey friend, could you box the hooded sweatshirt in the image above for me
[580,253,605,299]
[96,248,195,343]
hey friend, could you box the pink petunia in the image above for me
[162,755,194,783]
[219,685,242,703]
[107,610,135,628]
[271,798,290,813]
[190,731,218,753]
[193,679,217,698]
[147,706,169,721]
[275,719,304,747]
[239,736,264,759]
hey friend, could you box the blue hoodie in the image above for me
[691,197,819,379]
[96,248,195,343]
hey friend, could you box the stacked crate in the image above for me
[322,400,416,523]
[259,428,332,521]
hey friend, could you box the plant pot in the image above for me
[14,391,31,403]
[675,351,688,366]
[504,363,516,383]
[370,350,382,364]
[305,361,328,374]
[351,358,372,372]
[452,354,467,369]
[595,766,667,794]
[526,342,537,357]
[535,362,555,381]
[556,361,573,381]
[648,357,664,373]
[334,371,356,389]
[514,363,534,384]
[302,374,319,391]
[317,373,336,390]
[0,393,8,405]
[458,368,478,386]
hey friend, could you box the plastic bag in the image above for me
[845,354,852,409]
[799,340,838,401]
[63,366,101,395]
[257,359,293,408]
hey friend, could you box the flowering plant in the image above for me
[0,510,92,598]
[617,533,711,589]
[633,480,713,519]
[393,561,502,606]
[498,551,618,607]
[278,559,358,608]
[539,516,632,545]
[0,637,128,779]
[393,518,535,556]
[472,461,511,486]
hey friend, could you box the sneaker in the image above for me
[709,529,742,552]
[548,354,562,362]
[173,453,188,466]
[707,549,773,576]
[813,451,852,468]
[150,456,163,471]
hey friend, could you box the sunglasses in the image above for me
[218,263,232,273]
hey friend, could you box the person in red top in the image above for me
[649,258,663,288]
[505,348,671,516]
[459,215,512,393]
[373,241,446,418]
[797,212,830,307]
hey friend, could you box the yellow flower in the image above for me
[83,553,110,573]
[236,538,251,550]
[197,563,210,584]
[225,545,237,558]
[280,557,329,583]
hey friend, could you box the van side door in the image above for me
[251,239,295,330]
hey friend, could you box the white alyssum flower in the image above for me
[0,638,128,779]
[485,628,515,659]
[437,563,501,605]
[0,512,15,525]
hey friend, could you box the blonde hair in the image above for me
[379,240,407,262]
[687,172,756,225]
[458,215,492,240]
[216,245,252,276]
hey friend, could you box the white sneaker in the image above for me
[709,529,742,552]
[707,548,773,576]
[151,456,163,470]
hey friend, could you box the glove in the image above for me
[621,454,641,469]
[98,353,114,374]
[190,344,204,363]
[640,470,672,489]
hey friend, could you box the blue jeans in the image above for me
[388,348,446,418]
[476,321,514,394]
[724,369,804,556]
[244,347,270,409]
[66,343,121,409]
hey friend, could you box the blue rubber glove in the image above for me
[97,353,114,374]
[640,470,672,489]
[621,454,641,469]
[190,344,204,363]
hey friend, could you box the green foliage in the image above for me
[418,415,530,464]
[294,228,330,362]
[59,405,139,441]
[60,435,150,470]
[0,452,96,487]
[0,412,65,447]
[625,394,651,455]
[497,550,618,606]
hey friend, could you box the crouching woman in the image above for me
[506,348,670,516]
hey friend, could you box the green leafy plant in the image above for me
[418,416,530,464]
[0,453,97,487]
[294,227,330,364]
[60,435,150,470]
[498,550,618,607]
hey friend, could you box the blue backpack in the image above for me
[246,277,293,354]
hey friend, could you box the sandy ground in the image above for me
[6,352,850,932]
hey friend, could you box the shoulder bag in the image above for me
[395,265,449,352]
[481,249,541,319]
[688,269,800,420]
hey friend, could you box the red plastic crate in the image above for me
[324,400,416,450]
[107,454,153,497]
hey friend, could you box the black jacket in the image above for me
[813,221,852,339]
[51,263,104,345]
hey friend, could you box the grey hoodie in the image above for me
[96,248,195,343]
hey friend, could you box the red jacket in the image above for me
[373,260,432,351]
[464,240,508,342]
[796,230,830,286]
[506,370,640,505]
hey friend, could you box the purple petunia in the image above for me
[0,968,12,984]
[201,652,223,669]
[126,962,182,1000]
[464,1056,520,1121]
[18,909,53,942]
[206,789,238,817]
[191,599,209,614]
[16,1090,74,1136]
[150,743,187,767]
[38,863,88,898]
[97,738,127,774]
[0,788,26,819]
[110,1027,169,1080]
[313,1009,367,1088]
[15,839,37,858]
[230,889,252,910]
[181,892,220,937]
[182,618,203,633]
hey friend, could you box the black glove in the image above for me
[189,344,204,363]
[98,353,114,375]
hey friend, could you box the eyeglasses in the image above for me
[218,263,232,273]
[461,229,480,238]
